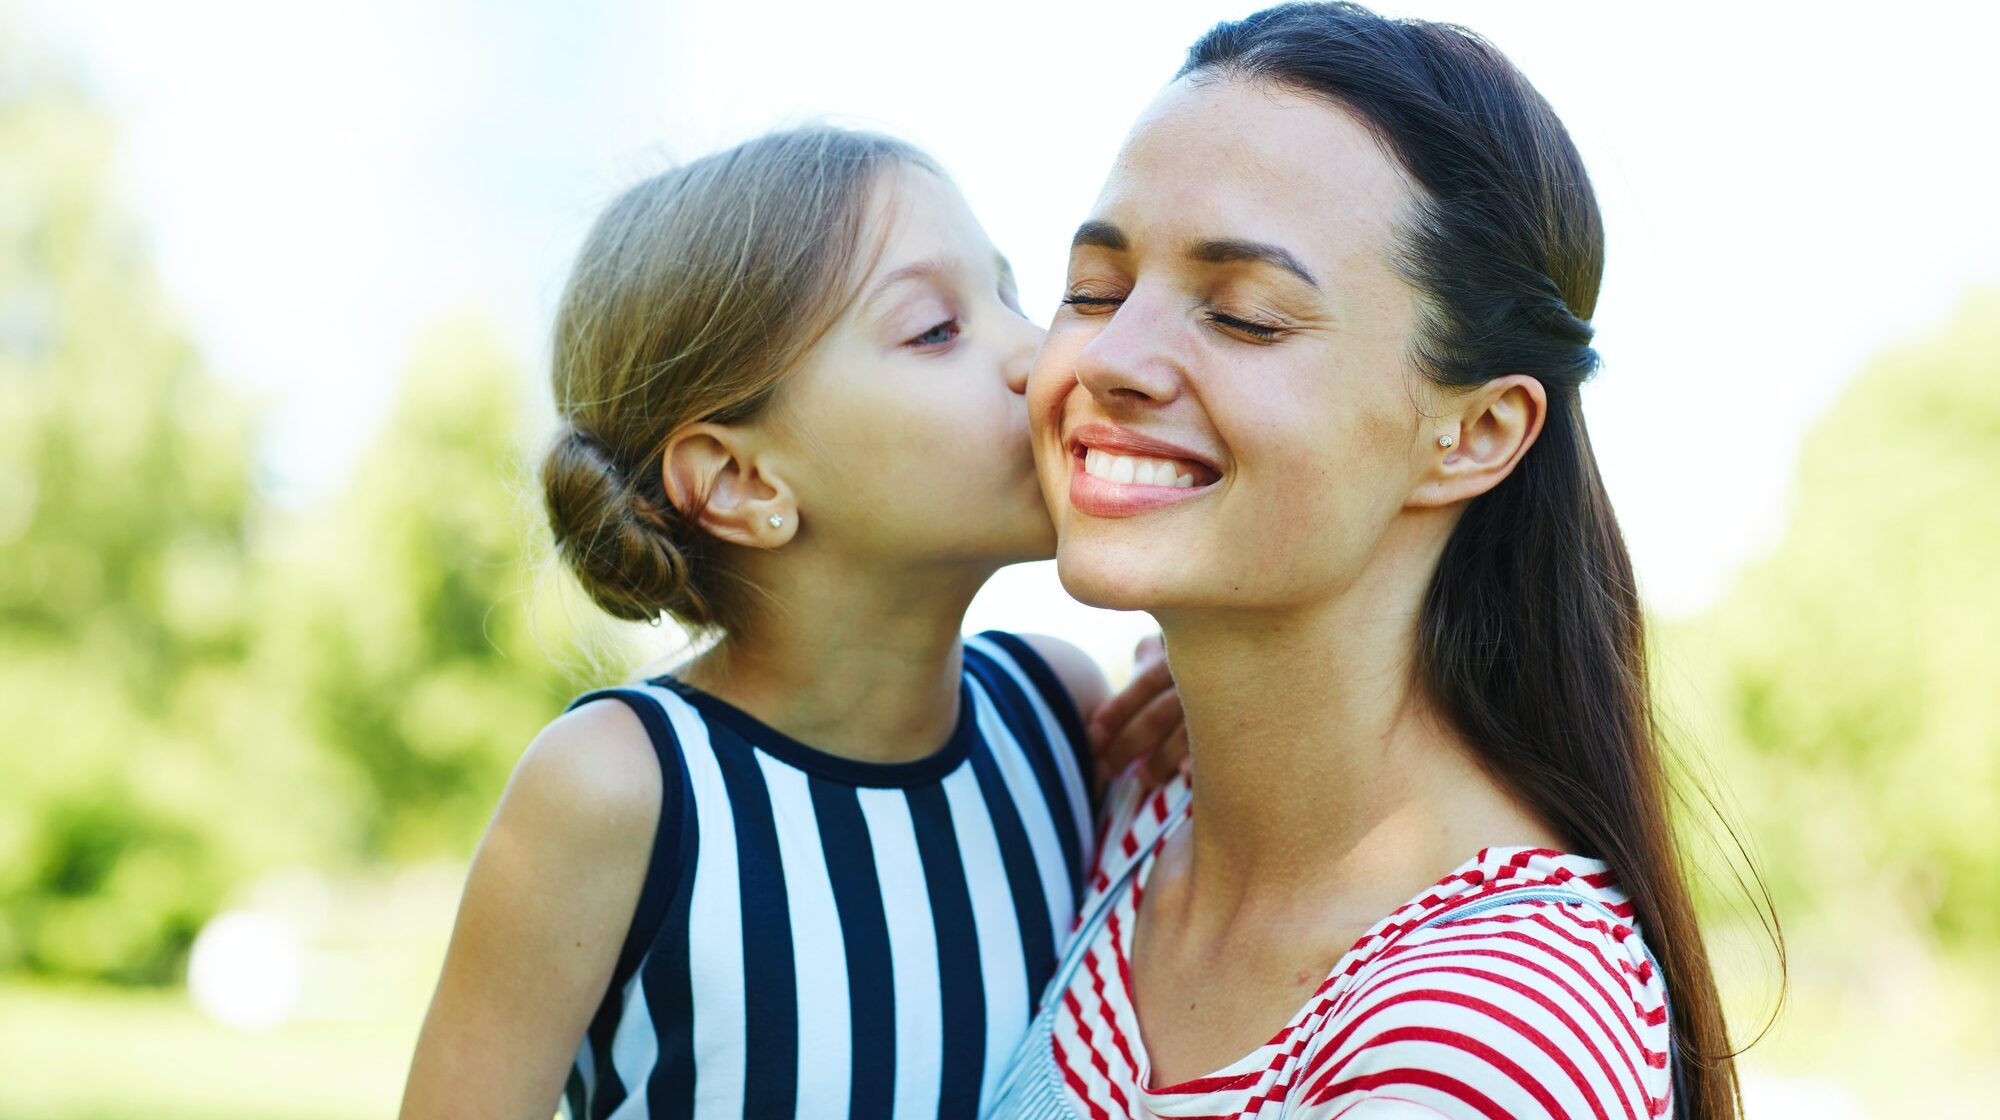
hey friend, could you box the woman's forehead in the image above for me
[1094,75,1415,261]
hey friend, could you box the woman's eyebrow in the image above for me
[1190,238,1318,287]
[1071,220,1127,251]
[1070,221,1317,288]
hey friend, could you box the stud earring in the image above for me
[1438,434,1456,450]
[767,515,784,529]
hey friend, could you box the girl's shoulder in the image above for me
[508,697,667,850]
[965,630,1107,734]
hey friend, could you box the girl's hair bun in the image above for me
[541,425,707,625]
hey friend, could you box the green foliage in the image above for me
[1666,292,2000,952]
[0,976,415,1119]
[0,43,616,983]
[261,323,598,859]
[0,55,284,982]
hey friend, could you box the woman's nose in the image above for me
[1073,293,1183,407]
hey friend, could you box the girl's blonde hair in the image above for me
[542,127,937,632]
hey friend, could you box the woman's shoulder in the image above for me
[1290,848,1673,1119]
[1388,847,1666,1010]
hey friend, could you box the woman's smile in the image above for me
[1065,419,1221,518]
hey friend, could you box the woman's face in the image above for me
[1028,75,1453,613]
[770,163,1054,570]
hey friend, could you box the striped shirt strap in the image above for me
[984,779,1191,1120]
[965,632,1098,843]
[1304,884,1680,1120]
[1039,779,1191,1010]
[973,631,1091,767]
[563,688,695,998]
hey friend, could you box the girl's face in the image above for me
[1028,76,1451,613]
[768,164,1052,572]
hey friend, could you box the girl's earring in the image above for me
[1437,434,1456,450]
[767,515,784,529]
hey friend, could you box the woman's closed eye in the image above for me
[1064,291,1288,342]
[1205,311,1286,341]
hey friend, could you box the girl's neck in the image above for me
[676,556,994,765]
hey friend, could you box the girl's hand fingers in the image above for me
[1096,687,1183,784]
[1142,719,1190,787]
[1088,655,1174,750]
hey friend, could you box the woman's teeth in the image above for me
[1082,447,1196,488]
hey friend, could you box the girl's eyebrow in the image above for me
[862,258,957,316]
[1070,219,1318,288]
[865,252,1016,319]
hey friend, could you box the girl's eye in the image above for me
[910,319,960,347]
[1206,312,1285,341]
[1060,294,1123,313]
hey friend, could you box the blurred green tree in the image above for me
[260,320,603,861]
[0,46,353,982]
[0,37,615,983]
[1666,292,2000,954]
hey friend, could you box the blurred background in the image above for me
[2,1,1995,1116]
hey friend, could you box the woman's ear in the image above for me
[660,423,798,549]
[1408,374,1547,509]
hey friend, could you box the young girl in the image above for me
[398,128,1181,1120]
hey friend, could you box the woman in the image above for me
[992,4,1743,1118]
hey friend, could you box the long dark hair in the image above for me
[1183,5,1757,1116]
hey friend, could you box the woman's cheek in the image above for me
[1027,329,1083,417]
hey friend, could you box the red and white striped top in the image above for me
[1049,771,1672,1119]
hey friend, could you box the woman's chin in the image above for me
[1051,546,1178,613]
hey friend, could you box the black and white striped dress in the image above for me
[559,631,1097,1120]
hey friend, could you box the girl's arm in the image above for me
[1018,632,1186,792]
[399,700,663,1120]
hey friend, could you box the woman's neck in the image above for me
[677,555,993,765]
[1155,539,1558,924]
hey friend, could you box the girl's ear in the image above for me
[661,423,798,549]
[1407,374,1548,510]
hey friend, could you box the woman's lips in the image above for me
[1064,422,1220,518]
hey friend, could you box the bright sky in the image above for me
[24,0,2000,668]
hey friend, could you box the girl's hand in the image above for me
[1086,634,1188,791]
